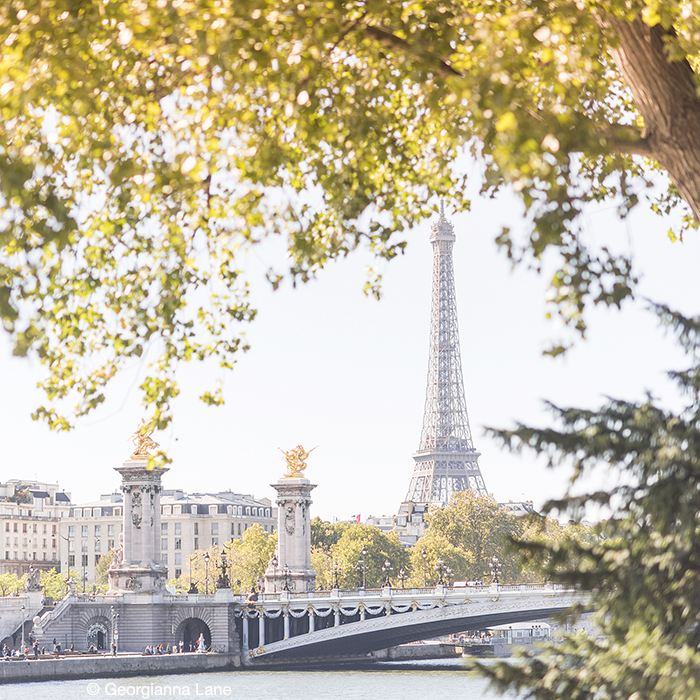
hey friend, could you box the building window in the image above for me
[52,538,56,548]
[68,555,75,567]
[81,540,88,552]
[174,523,181,535]
[95,540,101,552]
[161,523,168,535]
[211,523,218,536]
[42,539,47,548]
[194,538,198,550]
[108,539,115,550]
[108,524,114,536]
[42,552,46,561]
[82,554,88,567]
[175,568,182,578]
[93,508,101,517]
[95,554,101,565]
[4,538,8,547]
[4,553,8,560]
[95,525,101,537]
[68,525,75,537]
[84,509,91,518]
[175,553,182,566]
[33,524,37,533]
[22,524,27,533]
[211,538,218,546]
[231,523,235,536]
[43,524,47,534]
[3,523,7,532]
[52,525,56,534]
[161,553,168,565]
[114,508,121,516]
[161,538,168,551]
[238,523,242,536]
[81,525,88,537]
[194,523,199,535]
[13,523,17,532]
[175,539,181,550]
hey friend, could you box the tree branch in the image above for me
[362,25,463,79]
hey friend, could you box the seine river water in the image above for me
[0,659,519,700]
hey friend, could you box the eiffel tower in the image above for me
[401,205,488,522]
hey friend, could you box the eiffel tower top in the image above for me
[430,201,456,243]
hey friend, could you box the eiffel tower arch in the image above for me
[396,206,489,543]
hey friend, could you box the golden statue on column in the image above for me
[128,419,160,460]
[279,445,317,478]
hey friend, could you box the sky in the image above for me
[1,181,700,522]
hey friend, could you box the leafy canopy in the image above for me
[1,1,695,432]
[312,522,409,589]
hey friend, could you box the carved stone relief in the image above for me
[285,504,295,535]
[131,489,143,529]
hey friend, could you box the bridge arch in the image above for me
[240,588,583,665]
[175,617,211,652]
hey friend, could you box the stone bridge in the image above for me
[237,582,582,665]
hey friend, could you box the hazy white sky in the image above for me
[1,181,699,522]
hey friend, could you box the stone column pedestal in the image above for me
[108,458,169,594]
[264,477,316,593]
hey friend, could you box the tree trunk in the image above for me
[610,18,700,221]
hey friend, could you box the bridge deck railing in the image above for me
[235,582,565,605]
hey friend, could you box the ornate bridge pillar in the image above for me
[264,445,317,593]
[108,423,168,594]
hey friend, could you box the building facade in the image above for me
[0,480,72,576]
[60,489,277,586]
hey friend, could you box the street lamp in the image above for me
[489,555,501,584]
[421,549,427,586]
[382,559,393,588]
[331,561,341,590]
[355,545,367,589]
[82,570,87,594]
[204,552,210,595]
[20,604,25,656]
[435,558,447,586]
[110,606,119,655]
[219,548,229,589]
[282,565,291,592]
[398,568,408,589]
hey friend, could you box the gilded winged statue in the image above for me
[280,445,317,478]
[129,419,160,458]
